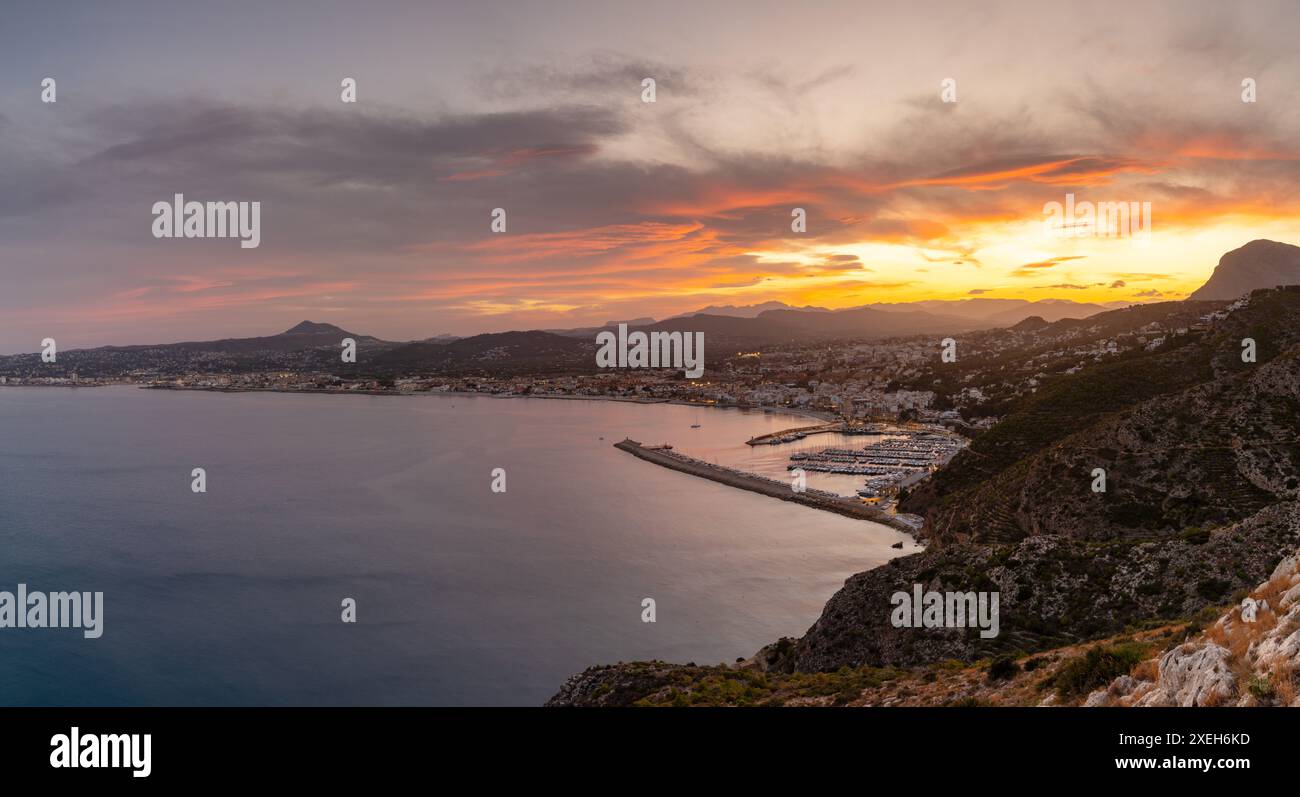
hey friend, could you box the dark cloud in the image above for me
[477,54,699,101]
[3,2,1300,350]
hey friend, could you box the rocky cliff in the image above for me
[1188,239,1300,301]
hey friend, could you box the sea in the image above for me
[0,386,918,706]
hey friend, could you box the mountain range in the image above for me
[0,301,1116,376]
[6,239,1300,376]
[566,297,1127,336]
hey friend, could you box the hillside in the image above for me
[1090,548,1300,707]
[761,291,1300,670]
[548,530,1300,707]
[370,330,596,375]
[548,287,1300,696]
[901,290,1300,525]
[869,297,1119,325]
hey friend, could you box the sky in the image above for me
[2,0,1300,352]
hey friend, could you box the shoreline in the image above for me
[136,383,835,423]
[613,438,924,537]
[128,384,914,531]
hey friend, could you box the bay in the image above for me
[0,387,917,705]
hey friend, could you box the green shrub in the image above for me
[949,696,989,707]
[1247,675,1275,701]
[1053,642,1150,699]
[987,656,1020,683]
[1196,578,1232,600]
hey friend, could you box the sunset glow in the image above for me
[3,0,1299,351]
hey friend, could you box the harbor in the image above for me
[787,429,967,499]
[614,438,924,536]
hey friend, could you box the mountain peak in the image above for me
[1188,240,1300,301]
[1238,238,1293,251]
[1011,315,1049,331]
[282,320,346,336]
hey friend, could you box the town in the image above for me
[0,297,1231,440]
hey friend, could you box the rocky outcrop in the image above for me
[1189,239,1300,301]
[547,662,692,707]
[1089,550,1300,707]
[1137,644,1237,706]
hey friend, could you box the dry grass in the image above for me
[845,624,1186,707]
[1201,688,1229,707]
[1272,661,1297,705]
[1132,658,1159,682]
[1202,596,1281,687]
[1254,573,1293,610]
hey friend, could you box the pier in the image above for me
[744,422,846,446]
[614,439,922,536]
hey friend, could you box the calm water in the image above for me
[0,387,917,706]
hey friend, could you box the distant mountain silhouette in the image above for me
[641,299,1117,346]
[640,306,984,347]
[524,298,1121,342]
[86,320,389,355]
[281,320,350,336]
[869,298,1117,325]
[406,305,990,370]
[1189,240,1300,300]
[671,301,831,319]
[1010,315,1049,331]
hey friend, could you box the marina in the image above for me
[786,429,967,498]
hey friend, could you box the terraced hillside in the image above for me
[903,287,1300,540]
[763,290,1300,670]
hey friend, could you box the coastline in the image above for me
[141,384,904,531]
[137,382,836,422]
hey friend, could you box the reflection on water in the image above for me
[0,388,919,706]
